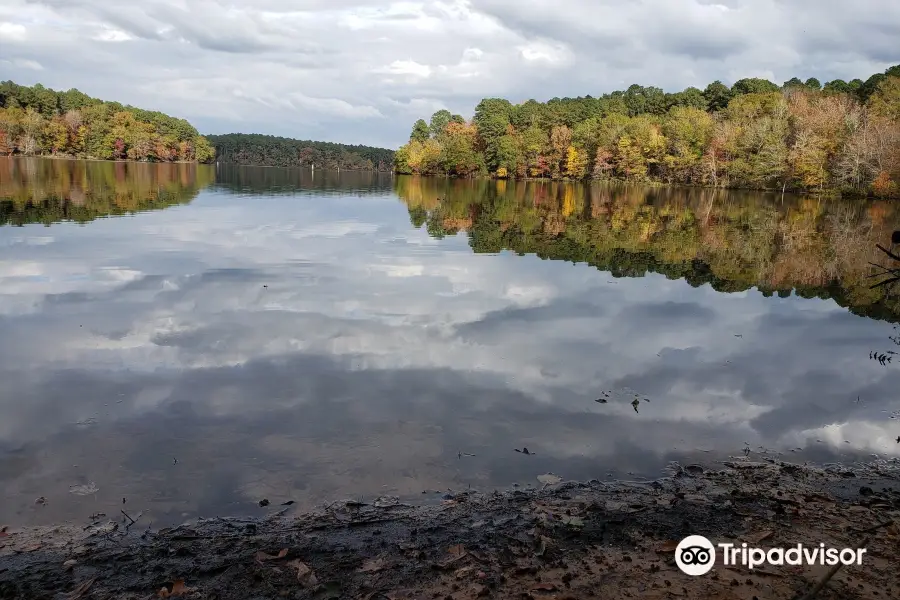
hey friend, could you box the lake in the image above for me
[1,157,898,527]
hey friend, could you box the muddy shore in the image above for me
[2,458,899,600]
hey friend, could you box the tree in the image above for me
[429,109,452,137]
[868,76,900,120]
[20,108,45,154]
[409,119,430,143]
[804,78,822,90]
[668,87,707,110]
[731,78,780,95]
[473,98,513,170]
[440,121,482,176]
[823,79,852,95]
[703,81,732,111]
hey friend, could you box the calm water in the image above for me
[1,157,899,527]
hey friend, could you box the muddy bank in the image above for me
[2,458,899,600]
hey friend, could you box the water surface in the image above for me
[1,157,899,527]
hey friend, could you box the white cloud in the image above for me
[377,59,433,78]
[0,21,27,40]
[92,27,133,42]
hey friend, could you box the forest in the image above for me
[395,65,900,198]
[208,133,394,171]
[396,176,900,323]
[0,81,215,163]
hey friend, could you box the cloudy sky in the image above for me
[1,1,899,152]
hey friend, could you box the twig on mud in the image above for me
[266,507,291,519]
[849,519,894,535]
[120,510,137,526]
[797,535,872,600]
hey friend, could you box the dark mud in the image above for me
[2,458,899,600]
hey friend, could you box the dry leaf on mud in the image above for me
[537,473,562,485]
[560,515,584,528]
[64,577,95,600]
[656,540,679,552]
[747,530,773,543]
[255,548,288,562]
[454,566,475,578]
[438,544,468,568]
[359,557,387,573]
[288,559,318,587]
[63,559,78,571]
[158,578,191,598]
[532,582,558,592]
[22,542,42,552]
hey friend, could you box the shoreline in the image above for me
[1,154,212,166]
[393,172,900,200]
[3,458,898,599]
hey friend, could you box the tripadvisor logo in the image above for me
[674,535,867,576]
[675,535,716,576]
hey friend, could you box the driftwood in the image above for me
[869,232,900,289]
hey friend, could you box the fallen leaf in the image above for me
[537,473,562,485]
[158,578,191,598]
[532,583,558,592]
[447,544,466,558]
[560,515,584,528]
[656,540,679,552]
[288,559,318,587]
[63,559,77,570]
[22,542,42,552]
[454,566,475,578]
[280,500,295,506]
[748,530,773,544]
[64,577,96,600]
[256,548,288,562]
[359,557,387,573]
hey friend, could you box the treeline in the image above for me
[396,176,900,322]
[0,81,215,163]
[395,65,900,198]
[208,133,394,171]
[0,157,214,226]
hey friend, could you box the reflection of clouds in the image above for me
[1,187,899,524]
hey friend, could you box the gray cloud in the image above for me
[2,0,897,147]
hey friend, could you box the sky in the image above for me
[1,0,899,149]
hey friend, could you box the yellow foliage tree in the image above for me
[565,145,587,178]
